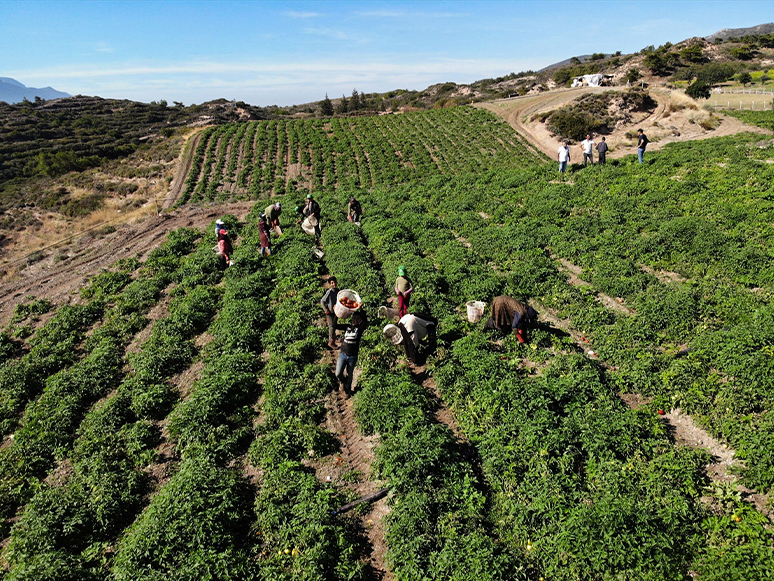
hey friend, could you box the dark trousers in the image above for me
[598,152,606,164]
[583,152,593,166]
[326,313,337,343]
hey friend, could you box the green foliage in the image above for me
[686,80,712,100]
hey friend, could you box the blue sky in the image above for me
[1,1,772,106]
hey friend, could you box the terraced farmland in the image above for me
[176,107,540,204]
[1,106,773,580]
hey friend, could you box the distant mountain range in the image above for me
[0,77,70,104]
[704,22,774,42]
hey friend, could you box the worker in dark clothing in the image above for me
[334,310,368,395]
[303,194,322,242]
[384,313,437,364]
[320,277,338,349]
[484,295,538,343]
[264,202,282,232]
[348,196,363,224]
[258,214,272,257]
[217,228,233,270]
[395,265,413,318]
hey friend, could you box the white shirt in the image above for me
[558,146,570,162]
[399,314,431,347]
[581,139,595,154]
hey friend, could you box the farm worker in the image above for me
[395,265,413,318]
[596,136,608,165]
[217,228,233,270]
[581,134,595,166]
[385,312,437,364]
[303,193,322,242]
[214,219,225,238]
[348,196,363,223]
[294,205,305,223]
[334,310,368,395]
[558,141,570,173]
[637,129,648,164]
[484,296,538,343]
[258,214,272,257]
[264,202,282,231]
[320,276,338,349]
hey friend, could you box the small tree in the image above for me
[320,94,334,116]
[730,46,754,60]
[336,94,349,114]
[685,81,711,100]
[625,68,642,84]
[738,71,752,86]
[760,74,771,86]
[351,88,360,111]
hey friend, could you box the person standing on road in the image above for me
[558,141,571,173]
[303,194,322,243]
[596,136,608,165]
[637,129,648,165]
[581,134,595,167]
[334,310,368,395]
[395,265,413,318]
[320,276,339,349]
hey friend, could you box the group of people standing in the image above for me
[557,129,648,172]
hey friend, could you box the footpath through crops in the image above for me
[0,106,773,580]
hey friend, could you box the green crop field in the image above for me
[176,107,540,204]
[0,106,773,580]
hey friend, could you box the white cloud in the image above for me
[301,26,367,43]
[355,10,464,18]
[95,42,114,53]
[284,10,321,19]
[10,56,541,105]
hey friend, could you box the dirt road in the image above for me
[476,86,770,162]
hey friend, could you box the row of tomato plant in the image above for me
[176,107,534,204]
[0,227,211,578]
[351,184,774,579]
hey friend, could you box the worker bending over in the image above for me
[264,202,282,232]
[384,312,437,364]
[217,228,233,270]
[303,194,322,243]
[484,295,538,343]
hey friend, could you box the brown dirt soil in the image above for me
[476,86,771,161]
[143,422,180,493]
[552,255,634,317]
[43,459,74,487]
[0,201,255,327]
[125,289,173,355]
[304,276,392,579]
[166,128,207,209]
[620,396,772,520]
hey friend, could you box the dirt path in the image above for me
[476,86,771,161]
[311,273,391,580]
[166,128,207,209]
[0,201,255,326]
